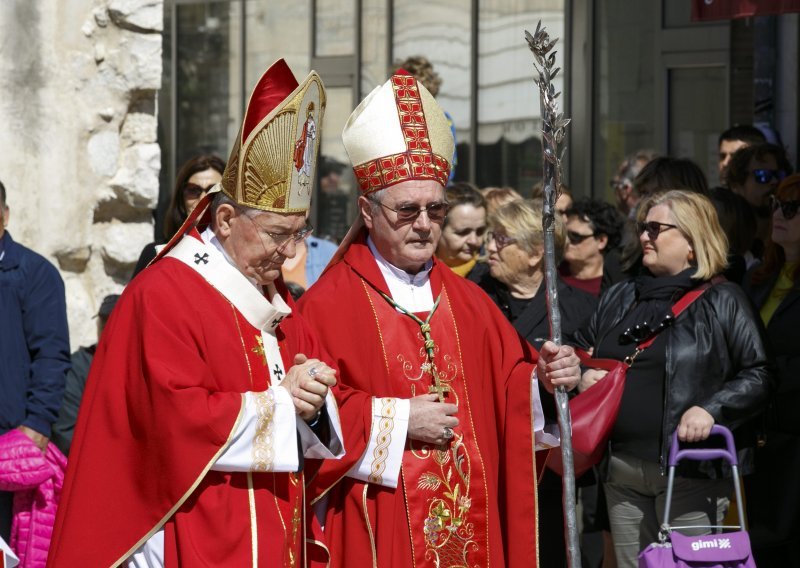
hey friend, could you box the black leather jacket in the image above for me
[577,279,773,476]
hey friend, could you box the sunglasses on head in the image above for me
[637,220,678,240]
[619,314,675,345]
[752,169,787,185]
[770,195,800,220]
[566,230,596,245]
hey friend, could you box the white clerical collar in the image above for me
[366,236,434,312]
[201,226,262,291]
[366,236,432,286]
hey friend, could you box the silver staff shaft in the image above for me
[526,22,581,568]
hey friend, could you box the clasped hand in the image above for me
[280,353,337,421]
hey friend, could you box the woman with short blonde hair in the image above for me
[576,188,771,567]
[472,198,597,567]
[641,190,729,280]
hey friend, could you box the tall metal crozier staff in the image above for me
[525,22,581,567]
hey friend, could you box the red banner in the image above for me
[693,0,800,20]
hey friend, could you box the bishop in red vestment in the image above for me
[298,69,580,568]
[47,60,359,568]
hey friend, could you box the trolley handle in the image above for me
[662,424,747,533]
[668,424,737,468]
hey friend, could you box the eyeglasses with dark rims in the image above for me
[638,221,679,241]
[566,230,597,245]
[372,199,449,223]
[770,195,800,220]
[751,168,787,185]
[182,183,217,200]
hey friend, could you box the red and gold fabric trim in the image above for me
[354,74,451,193]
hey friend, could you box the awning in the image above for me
[692,0,800,21]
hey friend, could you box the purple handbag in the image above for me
[638,425,756,568]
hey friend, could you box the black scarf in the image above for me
[617,268,700,344]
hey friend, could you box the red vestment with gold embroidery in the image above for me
[47,239,351,567]
[299,232,543,568]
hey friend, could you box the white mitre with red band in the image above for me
[342,69,454,195]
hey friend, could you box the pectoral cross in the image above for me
[378,291,450,403]
[251,335,267,366]
[428,378,451,400]
[419,322,450,402]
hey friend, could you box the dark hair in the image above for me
[726,143,793,189]
[164,154,226,240]
[752,174,800,287]
[633,157,709,198]
[709,186,756,256]
[718,125,766,147]
[0,179,5,206]
[565,198,625,252]
[318,156,344,178]
[444,182,485,227]
[446,182,484,207]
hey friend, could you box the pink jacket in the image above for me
[0,430,66,568]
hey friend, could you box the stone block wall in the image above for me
[0,0,163,349]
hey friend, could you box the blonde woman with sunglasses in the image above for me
[574,190,772,567]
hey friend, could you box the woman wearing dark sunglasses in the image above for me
[574,190,771,567]
[743,173,800,567]
[559,198,625,296]
[133,154,226,276]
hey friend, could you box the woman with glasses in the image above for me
[435,182,487,277]
[575,190,771,567]
[559,198,625,297]
[470,198,596,568]
[133,154,226,276]
[743,174,800,567]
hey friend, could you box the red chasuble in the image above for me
[47,233,348,567]
[299,232,544,568]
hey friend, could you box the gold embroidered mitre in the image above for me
[221,59,326,212]
[342,69,454,195]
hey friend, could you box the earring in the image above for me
[688,249,695,262]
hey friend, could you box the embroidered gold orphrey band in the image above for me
[369,397,398,484]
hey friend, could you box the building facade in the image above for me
[159,0,799,243]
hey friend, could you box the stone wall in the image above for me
[0,0,163,349]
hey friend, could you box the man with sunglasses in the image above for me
[727,142,794,263]
[299,69,581,568]
[49,60,348,567]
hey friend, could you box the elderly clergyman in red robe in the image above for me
[299,69,581,567]
[48,60,353,567]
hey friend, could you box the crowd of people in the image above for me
[0,55,798,568]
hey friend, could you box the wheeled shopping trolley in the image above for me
[638,425,756,568]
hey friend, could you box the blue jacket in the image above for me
[0,232,70,437]
[305,235,337,287]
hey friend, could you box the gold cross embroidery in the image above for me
[251,335,267,366]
